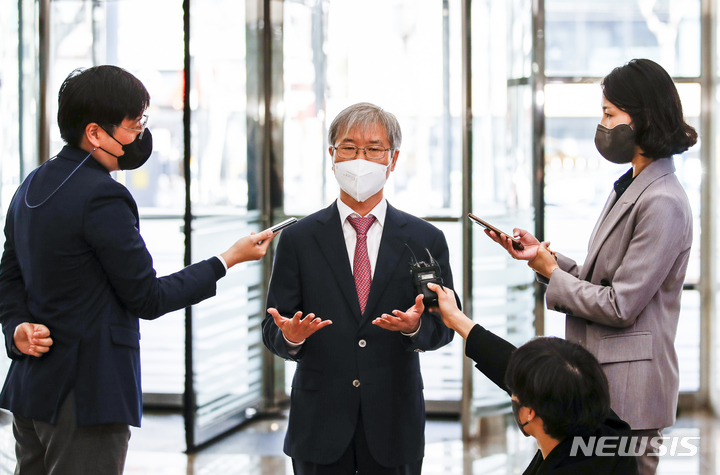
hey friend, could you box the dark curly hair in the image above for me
[602,58,697,159]
[505,337,611,440]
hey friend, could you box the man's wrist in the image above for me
[283,334,305,347]
[215,255,228,271]
[401,319,422,337]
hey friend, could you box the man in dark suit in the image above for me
[263,102,456,474]
[0,65,275,475]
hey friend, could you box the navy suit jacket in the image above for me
[0,145,225,427]
[262,201,455,467]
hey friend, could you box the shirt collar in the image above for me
[613,167,636,200]
[337,197,387,227]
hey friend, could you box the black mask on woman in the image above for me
[511,399,531,437]
[594,123,636,164]
[100,128,153,170]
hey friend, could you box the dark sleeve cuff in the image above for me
[208,257,227,280]
[464,324,516,395]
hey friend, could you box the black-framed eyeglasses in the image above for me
[118,114,149,139]
[333,144,392,160]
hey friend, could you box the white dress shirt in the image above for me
[336,197,387,278]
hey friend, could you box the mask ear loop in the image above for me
[25,148,96,209]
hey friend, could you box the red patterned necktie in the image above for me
[347,215,376,314]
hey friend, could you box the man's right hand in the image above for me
[221,229,276,269]
[267,308,332,344]
[13,323,53,357]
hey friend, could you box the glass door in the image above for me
[468,0,536,429]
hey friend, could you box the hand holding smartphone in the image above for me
[468,213,524,251]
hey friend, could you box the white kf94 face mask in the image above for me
[333,159,391,203]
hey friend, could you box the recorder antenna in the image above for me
[425,248,438,268]
[406,243,419,265]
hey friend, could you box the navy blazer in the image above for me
[262,201,455,467]
[0,145,225,427]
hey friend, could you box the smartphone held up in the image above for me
[467,213,524,251]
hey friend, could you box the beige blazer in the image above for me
[545,158,692,430]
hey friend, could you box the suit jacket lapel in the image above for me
[362,204,410,323]
[579,159,676,281]
[313,202,363,321]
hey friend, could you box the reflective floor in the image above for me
[120,408,720,475]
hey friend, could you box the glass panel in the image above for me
[190,1,248,212]
[188,0,260,447]
[18,0,38,183]
[677,290,699,392]
[283,0,463,218]
[138,219,185,399]
[545,0,701,78]
[190,216,263,445]
[508,0,533,80]
[471,0,536,413]
[420,221,463,404]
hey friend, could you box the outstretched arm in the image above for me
[428,282,516,395]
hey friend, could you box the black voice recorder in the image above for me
[407,245,444,308]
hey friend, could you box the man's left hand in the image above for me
[373,294,424,333]
[13,323,53,357]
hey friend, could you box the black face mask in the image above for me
[511,399,531,437]
[594,123,635,164]
[100,127,153,170]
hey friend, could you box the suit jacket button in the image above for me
[358,339,366,348]
[353,380,361,387]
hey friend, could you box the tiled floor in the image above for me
[120,408,720,475]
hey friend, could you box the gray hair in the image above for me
[328,102,402,150]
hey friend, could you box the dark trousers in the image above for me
[13,392,130,475]
[292,410,423,475]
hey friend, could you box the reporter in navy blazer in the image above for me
[0,66,275,475]
[262,103,456,475]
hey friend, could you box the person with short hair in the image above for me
[262,102,457,474]
[0,65,276,474]
[425,282,639,475]
[487,58,696,475]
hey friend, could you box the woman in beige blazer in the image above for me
[489,59,696,475]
